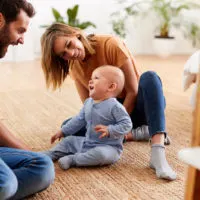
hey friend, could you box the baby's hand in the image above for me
[51,130,64,144]
[94,124,109,139]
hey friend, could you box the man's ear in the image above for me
[0,13,5,29]
[108,82,117,92]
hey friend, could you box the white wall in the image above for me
[32,0,119,57]
[1,0,200,62]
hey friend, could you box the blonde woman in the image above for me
[41,23,176,180]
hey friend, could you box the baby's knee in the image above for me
[0,171,18,200]
[94,149,119,165]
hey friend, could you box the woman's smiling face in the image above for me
[53,35,86,61]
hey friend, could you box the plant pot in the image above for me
[153,36,176,58]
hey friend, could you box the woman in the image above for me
[41,23,176,180]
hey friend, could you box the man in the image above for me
[0,1,55,199]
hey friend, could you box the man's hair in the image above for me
[0,0,35,23]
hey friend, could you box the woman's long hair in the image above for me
[41,23,96,90]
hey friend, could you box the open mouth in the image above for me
[89,85,94,91]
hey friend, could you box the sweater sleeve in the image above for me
[61,104,87,137]
[108,104,132,139]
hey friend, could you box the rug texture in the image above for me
[0,55,193,200]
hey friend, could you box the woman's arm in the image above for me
[0,122,30,150]
[75,79,89,103]
[121,58,139,114]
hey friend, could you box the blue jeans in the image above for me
[0,147,55,200]
[61,71,166,137]
[129,71,166,137]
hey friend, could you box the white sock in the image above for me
[150,144,176,180]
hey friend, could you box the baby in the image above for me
[44,65,132,170]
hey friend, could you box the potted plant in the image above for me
[181,22,200,48]
[41,4,96,30]
[110,13,126,39]
[111,0,200,57]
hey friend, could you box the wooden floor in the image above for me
[0,55,193,200]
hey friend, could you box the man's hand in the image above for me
[94,124,109,139]
[51,130,64,144]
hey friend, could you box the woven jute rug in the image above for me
[0,55,193,200]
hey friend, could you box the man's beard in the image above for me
[0,24,12,58]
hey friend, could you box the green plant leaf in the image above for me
[52,8,64,23]
[110,16,127,38]
[77,22,96,30]
[41,4,97,30]
[67,5,79,25]
[182,22,200,47]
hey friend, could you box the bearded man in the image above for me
[0,1,55,199]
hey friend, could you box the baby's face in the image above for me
[88,69,111,100]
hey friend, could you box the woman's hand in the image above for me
[95,124,109,139]
[51,130,64,144]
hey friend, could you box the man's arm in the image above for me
[0,122,30,150]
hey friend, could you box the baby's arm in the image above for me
[50,109,86,144]
[108,104,132,139]
[94,125,109,138]
[61,100,89,136]
[94,104,132,139]
[51,129,64,144]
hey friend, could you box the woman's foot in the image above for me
[124,125,171,145]
[150,144,176,180]
[124,125,149,142]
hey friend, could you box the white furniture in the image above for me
[178,147,200,170]
[178,70,200,200]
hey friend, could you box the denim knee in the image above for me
[140,71,161,86]
[139,71,163,98]
[35,153,55,189]
[0,170,18,200]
